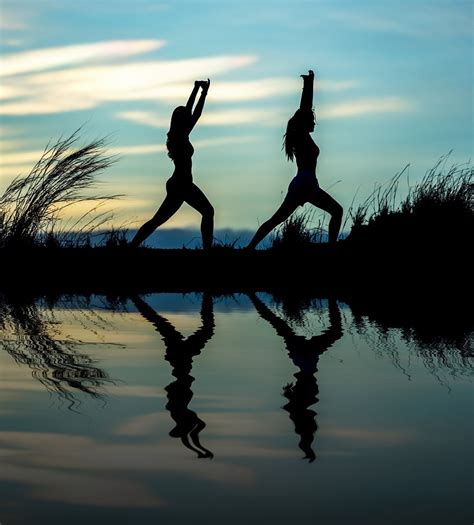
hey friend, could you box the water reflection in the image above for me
[348,295,473,381]
[0,295,109,409]
[0,291,471,416]
[132,293,215,458]
[249,293,343,462]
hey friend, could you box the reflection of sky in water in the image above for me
[0,294,472,524]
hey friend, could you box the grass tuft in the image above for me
[0,127,118,247]
[347,154,473,244]
[271,210,326,249]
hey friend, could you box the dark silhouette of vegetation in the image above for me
[0,128,118,248]
[270,210,327,249]
[347,155,473,245]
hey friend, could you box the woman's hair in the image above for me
[283,108,315,161]
[166,106,191,159]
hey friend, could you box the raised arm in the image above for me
[300,69,314,111]
[186,82,200,112]
[189,79,210,131]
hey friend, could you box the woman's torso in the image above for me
[294,134,319,175]
[168,135,194,183]
[287,135,320,199]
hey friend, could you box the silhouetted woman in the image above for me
[132,293,215,458]
[249,293,343,462]
[131,80,214,248]
[247,70,343,248]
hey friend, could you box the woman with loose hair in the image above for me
[131,79,214,248]
[247,70,342,249]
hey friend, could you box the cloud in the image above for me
[0,149,45,165]
[325,426,418,445]
[0,430,257,494]
[0,135,261,167]
[117,97,413,130]
[0,47,259,115]
[318,97,414,119]
[0,11,27,30]
[0,84,29,99]
[108,78,356,104]
[327,5,472,38]
[117,109,284,128]
[108,135,262,156]
[1,40,165,77]
[0,38,358,116]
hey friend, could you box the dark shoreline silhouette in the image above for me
[0,237,470,299]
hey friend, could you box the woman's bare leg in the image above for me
[184,184,214,249]
[307,189,343,243]
[131,194,183,247]
[247,197,299,249]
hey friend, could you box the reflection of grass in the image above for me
[0,295,112,410]
[0,128,118,248]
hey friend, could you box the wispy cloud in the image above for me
[0,135,261,188]
[0,51,258,115]
[1,40,165,77]
[319,97,414,119]
[117,109,284,128]
[0,11,27,31]
[121,78,358,103]
[118,97,414,130]
[0,39,358,116]
[327,5,472,38]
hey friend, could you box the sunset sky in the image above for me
[0,0,472,233]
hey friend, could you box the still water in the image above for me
[0,293,472,524]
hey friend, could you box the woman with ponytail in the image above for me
[247,70,342,249]
[132,79,214,248]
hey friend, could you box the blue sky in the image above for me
[0,0,472,232]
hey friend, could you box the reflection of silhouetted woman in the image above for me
[249,293,342,462]
[132,293,215,458]
[247,70,343,248]
[131,80,214,248]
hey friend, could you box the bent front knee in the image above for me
[204,205,214,219]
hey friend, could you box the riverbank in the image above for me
[1,238,470,297]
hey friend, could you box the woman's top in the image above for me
[294,134,319,174]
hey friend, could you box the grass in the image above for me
[0,127,118,248]
[347,154,473,244]
[0,139,470,294]
[271,209,327,249]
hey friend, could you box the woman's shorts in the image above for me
[287,172,320,205]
